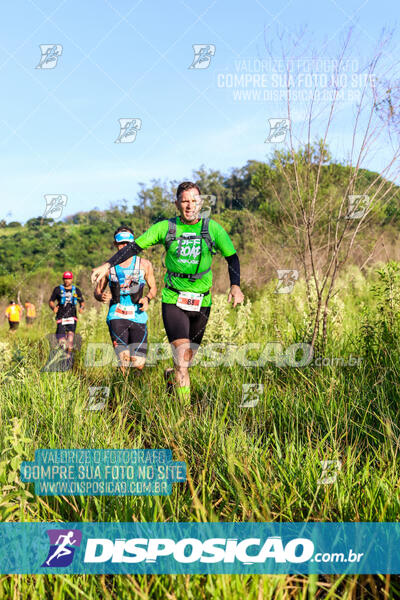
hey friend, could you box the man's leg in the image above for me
[66,331,75,355]
[162,304,210,405]
[172,307,211,403]
[162,303,191,402]
[55,322,69,352]
[170,338,195,404]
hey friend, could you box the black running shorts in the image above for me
[107,319,148,356]
[161,302,211,344]
[56,321,77,335]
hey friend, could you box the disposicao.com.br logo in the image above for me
[0,522,378,574]
[39,531,365,570]
[83,536,350,565]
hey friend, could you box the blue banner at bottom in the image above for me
[0,522,398,574]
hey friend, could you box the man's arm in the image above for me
[107,241,143,267]
[91,242,143,285]
[225,253,240,286]
[225,253,244,308]
[76,287,85,313]
[91,221,168,284]
[49,288,59,313]
[211,221,244,308]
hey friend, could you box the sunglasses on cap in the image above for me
[115,231,134,243]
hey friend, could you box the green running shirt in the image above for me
[135,217,236,307]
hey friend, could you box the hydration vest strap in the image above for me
[165,217,216,254]
[109,267,120,305]
[165,284,210,296]
[200,218,216,255]
[166,267,211,283]
[165,217,177,250]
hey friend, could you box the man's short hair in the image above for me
[113,225,134,238]
[176,181,201,201]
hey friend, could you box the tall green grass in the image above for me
[1,264,400,598]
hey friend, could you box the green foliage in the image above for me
[359,261,400,355]
[0,274,16,298]
[0,417,34,521]
[6,221,22,228]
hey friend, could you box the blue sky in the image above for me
[0,0,399,223]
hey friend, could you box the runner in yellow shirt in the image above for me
[25,301,36,326]
[5,301,23,333]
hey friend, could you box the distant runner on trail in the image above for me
[94,226,157,375]
[24,301,36,326]
[49,271,85,353]
[92,181,244,405]
[5,300,23,333]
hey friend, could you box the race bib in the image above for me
[61,317,75,325]
[115,304,136,318]
[176,291,204,312]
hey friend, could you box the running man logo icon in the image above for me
[42,529,82,567]
[41,333,82,373]
[43,194,68,219]
[115,118,142,143]
[317,460,342,485]
[87,386,110,411]
[197,194,217,219]
[188,44,216,69]
[265,118,290,143]
[275,269,299,294]
[345,195,370,220]
[36,45,63,69]
[240,384,264,408]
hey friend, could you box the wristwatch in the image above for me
[145,295,152,302]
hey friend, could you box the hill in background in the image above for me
[1,153,400,308]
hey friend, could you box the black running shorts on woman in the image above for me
[108,319,148,356]
[162,303,211,344]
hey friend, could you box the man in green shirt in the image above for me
[92,181,244,404]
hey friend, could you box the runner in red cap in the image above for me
[49,271,85,356]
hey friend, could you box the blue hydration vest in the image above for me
[107,257,147,324]
[59,284,78,306]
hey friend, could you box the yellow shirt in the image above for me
[5,304,23,322]
[25,303,36,318]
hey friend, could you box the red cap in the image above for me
[63,271,73,279]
